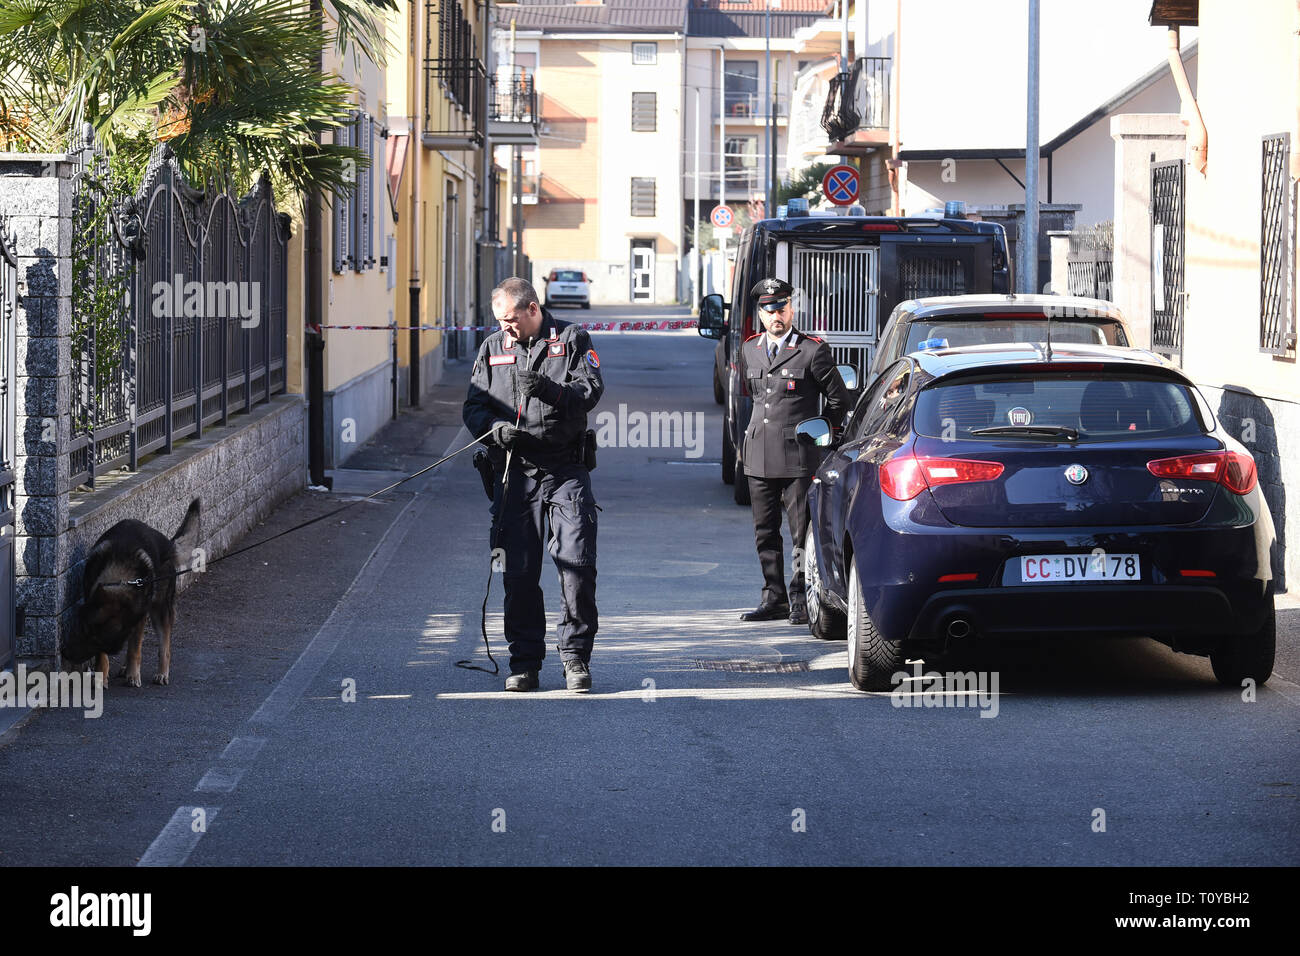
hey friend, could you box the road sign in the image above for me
[710,205,734,228]
[822,164,860,206]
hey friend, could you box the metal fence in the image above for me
[69,134,290,489]
[0,220,16,670]
[1065,224,1114,301]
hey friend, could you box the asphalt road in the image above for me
[2,303,1298,866]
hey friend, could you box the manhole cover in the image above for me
[693,660,809,673]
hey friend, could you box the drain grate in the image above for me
[693,659,809,673]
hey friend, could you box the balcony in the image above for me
[489,73,540,145]
[716,92,787,124]
[423,0,485,149]
[822,56,891,154]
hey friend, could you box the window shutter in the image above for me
[332,115,354,273]
[631,92,656,132]
[630,177,656,217]
[354,112,374,272]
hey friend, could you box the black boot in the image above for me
[563,659,592,692]
[505,671,540,692]
[740,599,790,622]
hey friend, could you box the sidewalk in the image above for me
[0,360,478,863]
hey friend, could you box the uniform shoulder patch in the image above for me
[585,349,600,368]
[805,334,824,344]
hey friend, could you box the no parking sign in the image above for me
[710,205,734,228]
[822,165,859,206]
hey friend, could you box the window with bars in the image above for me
[632,42,657,65]
[1260,133,1291,353]
[333,110,377,274]
[631,92,656,131]
[630,177,656,217]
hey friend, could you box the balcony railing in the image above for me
[490,73,538,125]
[822,56,890,144]
[716,92,786,122]
[423,0,485,148]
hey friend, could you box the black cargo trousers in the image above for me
[492,460,598,673]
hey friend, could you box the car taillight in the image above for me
[880,454,1005,501]
[1146,450,1258,495]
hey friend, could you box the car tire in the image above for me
[1210,601,1275,687]
[846,555,904,691]
[805,523,846,640]
[713,366,725,405]
[734,458,750,506]
[721,420,736,485]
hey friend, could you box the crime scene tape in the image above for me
[310,320,699,333]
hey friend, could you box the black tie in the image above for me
[768,340,778,361]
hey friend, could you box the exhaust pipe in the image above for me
[946,618,972,640]
[937,608,976,642]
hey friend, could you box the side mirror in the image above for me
[698,293,727,340]
[795,417,834,448]
[837,364,859,391]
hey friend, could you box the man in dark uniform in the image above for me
[463,277,604,692]
[738,278,850,625]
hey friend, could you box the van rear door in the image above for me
[878,234,994,312]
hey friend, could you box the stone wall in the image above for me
[0,153,305,669]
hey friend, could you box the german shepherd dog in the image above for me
[61,500,201,688]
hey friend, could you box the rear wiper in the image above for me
[969,424,1079,440]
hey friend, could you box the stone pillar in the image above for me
[0,154,73,670]
[1047,231,1071,296]
[1109,114,1186,351]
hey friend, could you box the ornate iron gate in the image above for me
[69,135,291,489]
[0,222,16,670]
[1150,159,1186,362]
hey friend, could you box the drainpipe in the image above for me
[409,0,423,406]
[306,0,327,487]
[1167,26,1207,175]
[1291,0,1299,345]
[887,0,902,214]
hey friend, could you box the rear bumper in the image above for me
[906,583,1269,650]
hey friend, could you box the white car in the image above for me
[544,268,591,309]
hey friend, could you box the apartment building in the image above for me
[684,1,837,230]
[508,1,688,305]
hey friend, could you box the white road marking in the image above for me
[138,807,219,867]
[137,428,470,867]
[195,767,246,793]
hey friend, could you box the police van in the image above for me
[698,209,1011,505]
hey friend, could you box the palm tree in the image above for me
[0,0,396,197]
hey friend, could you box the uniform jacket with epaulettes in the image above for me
[740,329,850,479]
[464,309,605,472]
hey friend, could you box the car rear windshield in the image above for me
[913,374,1207,442]
[553,270,584,282]
[906,319,1126,352]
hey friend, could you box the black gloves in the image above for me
[491,421,524,449]
[516,369,562,406]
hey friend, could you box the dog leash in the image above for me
[456,341,535,676]
[99,427,497,590]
